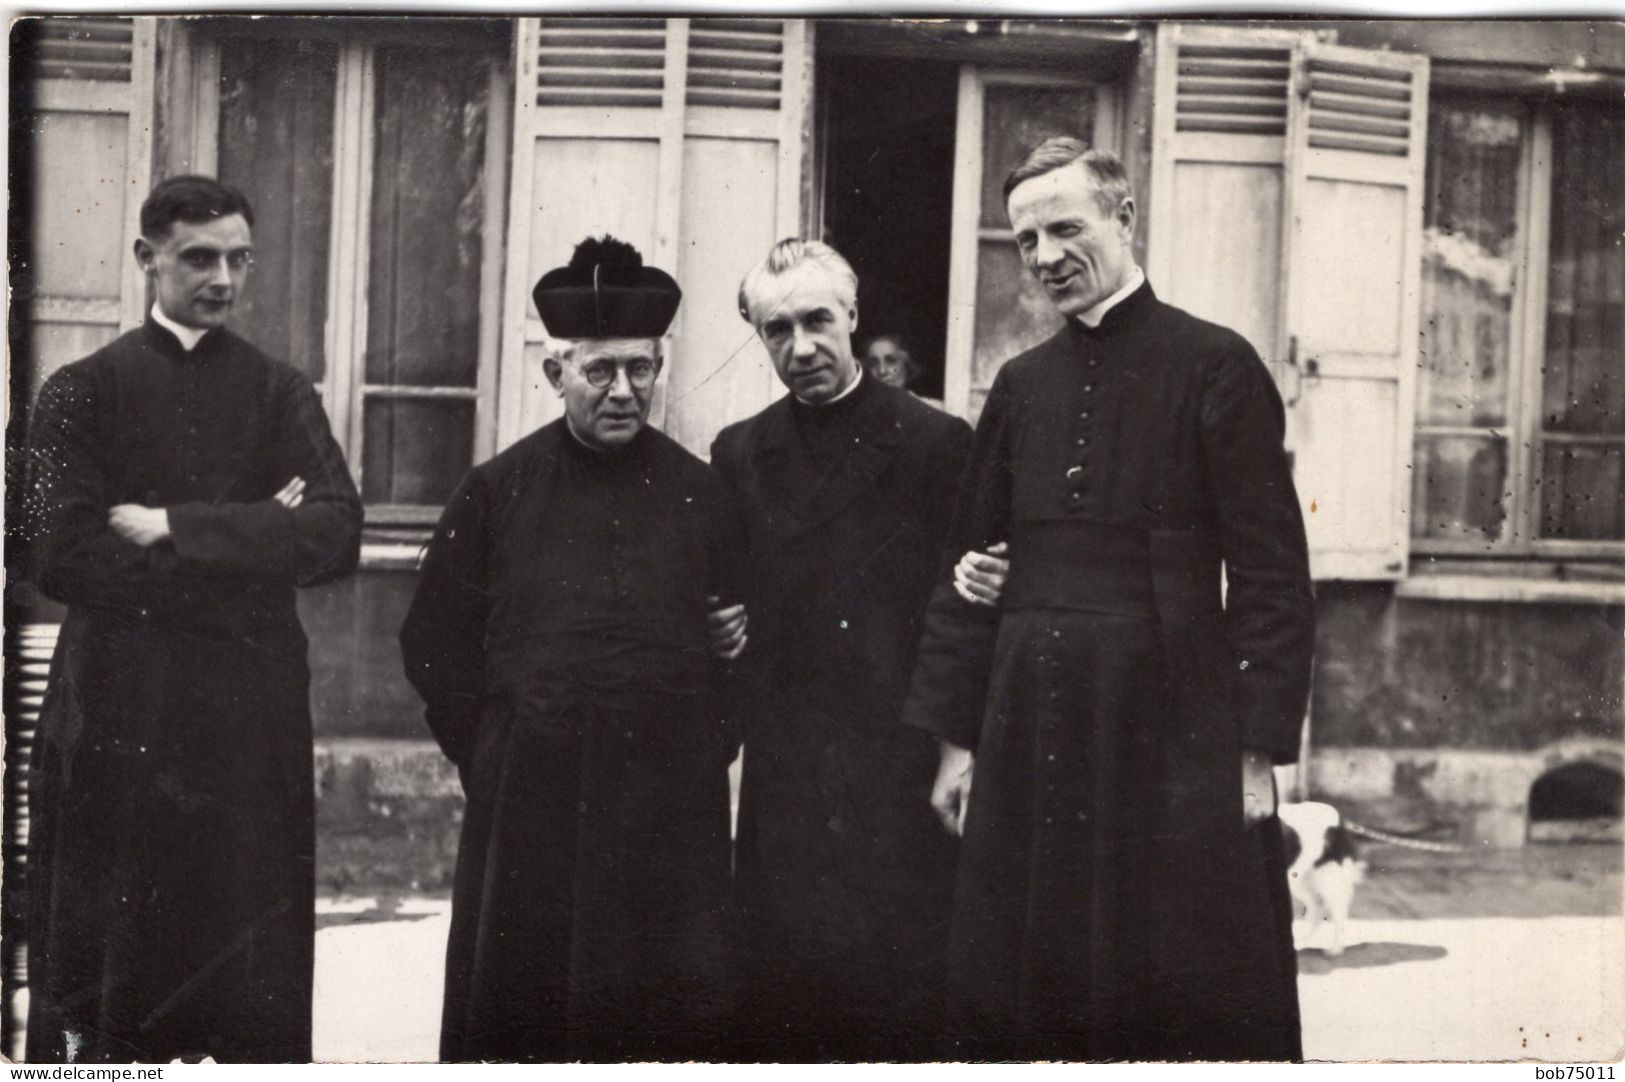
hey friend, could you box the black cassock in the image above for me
[400,421,743,1062]
[20,320,362,1062]
[903,281,1316,1061]
[710,375,973,1060]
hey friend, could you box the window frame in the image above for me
[1413,89,1624,562]
[179,22,511,528]
[942,66,1123,422]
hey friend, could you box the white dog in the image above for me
[1278,800,1364,957]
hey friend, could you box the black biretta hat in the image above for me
[532,235,681,339]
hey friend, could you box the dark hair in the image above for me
[861,331,914,359]
[1001,137,1132,217]
[860,332,920,383]
[139,175,256,240]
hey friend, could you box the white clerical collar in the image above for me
[795,366,863,407]
[1075,266,1145,329]
[150,303,210,352]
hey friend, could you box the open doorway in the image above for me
[819,54,958,401]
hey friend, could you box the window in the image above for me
[207,24,509,524]
[1414,93,1624,557]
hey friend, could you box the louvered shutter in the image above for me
[1147,24,1300,397]
[685,18,786,109]
[14,17,156,402]
[499,17,808,456]
[1283,42,1429,579]
[1149,26,1428,581]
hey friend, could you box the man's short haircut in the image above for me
[139,175,256,240]
[1002,137,1133,218]
[737,238,859,324]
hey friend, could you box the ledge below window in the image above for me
[1395,571,1625,606]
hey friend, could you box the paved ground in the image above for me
[311,843,1624,1064]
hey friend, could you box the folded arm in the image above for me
[165,377,362,586]
[24,367,181,612]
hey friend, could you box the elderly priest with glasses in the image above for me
[400,237,749,1062]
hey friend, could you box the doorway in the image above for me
[818,54,958,401]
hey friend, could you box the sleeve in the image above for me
[165,374,363,586]
[399,470,493,768]
[898,372,1015,752]
[706,430,765,753]
[23,366,179,613]
[1200,339,1317,763]
[703,468,752,761]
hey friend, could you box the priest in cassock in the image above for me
[21,175,363,1062]
[400,237,746,1062]
[903,139,1316,1061]
[711,239,973,1060]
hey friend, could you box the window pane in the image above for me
[362,397,475,506]
[1540,442,1625,542]
[1418,99,1522,427]
[1543,102,1625,437]
[979,84,1095,230]
[363,44,487,389]
[217,36,337,383]
[1412,434,1508,542]
[972,238,1064,397]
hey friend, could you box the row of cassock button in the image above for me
[175,352,207,490]
[1064,350,1104,508]
[610,514,631,602]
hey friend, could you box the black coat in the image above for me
[710,375,973,1059]
[20,320,362,1063]
[399,422,744,1062]
[902,281,1316,1061]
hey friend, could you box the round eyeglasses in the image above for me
[581,358,659,390]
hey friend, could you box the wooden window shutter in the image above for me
[535,16,666,108]
[1149,25,1429,580]
[1283,42,1430,579]
[684,18,785,109]
[1147,24,1301,394]
[14,16,156,401]
[500,17,808,458]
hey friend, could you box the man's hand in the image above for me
[273,476,306,510]
[706,596,748,660]
[1242,748,1277,828]
[931,739,976,837]
[108,504,171,548]
[953,541,1009,607]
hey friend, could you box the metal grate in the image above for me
[1174,43,1291,136]
[1303,57,1416,156]
[17,17,135,82]
[535,17,667,109]
[685,18,784,110]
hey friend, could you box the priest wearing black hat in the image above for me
[400,237,748,1062]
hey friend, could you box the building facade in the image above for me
[7,18,1622,894]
